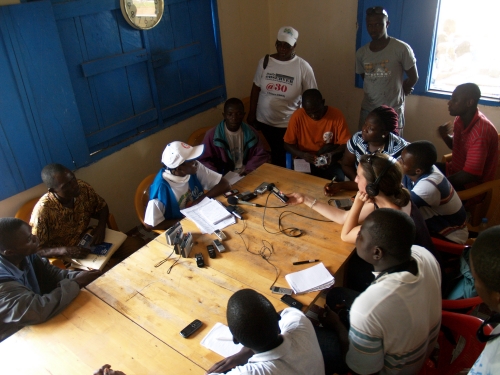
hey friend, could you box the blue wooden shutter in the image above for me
[0,1,88,200]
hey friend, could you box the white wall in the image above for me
[1,0,499,231]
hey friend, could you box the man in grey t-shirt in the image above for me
[356,6,418,136]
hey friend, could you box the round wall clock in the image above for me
[120,0,164,30]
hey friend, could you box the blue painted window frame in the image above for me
[356,0,500,107]
[0,0,226,200]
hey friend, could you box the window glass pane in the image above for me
[430,0,500,99]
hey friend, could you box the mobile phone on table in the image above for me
[237,191,257,201]
[254,182,271,195]
[180,319,203,338]
[281,294,303,310]
[271,286,293,295]
[333,198,353,210]
[223,189,239,198]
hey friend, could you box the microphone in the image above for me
[227,196,263,207]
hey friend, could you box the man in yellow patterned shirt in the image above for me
[30,164,140,267]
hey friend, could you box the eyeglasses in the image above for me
[366,6,388,17]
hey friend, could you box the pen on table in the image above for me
[71,259,93,271]
[213,216,231,226]
[293,259,319,266]
[229,211,242,219]
[331,176,336,183]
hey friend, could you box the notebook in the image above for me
[285,262,335,294]
[71,228,127,271]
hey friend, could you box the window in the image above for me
[429,0,500,99]
[355,0,500,103]
[0,0,225,200]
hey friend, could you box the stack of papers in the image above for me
[285,262,335,294]
[180,197,235,234]
[200,323,243,357]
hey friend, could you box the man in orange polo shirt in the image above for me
[284,89,351,181]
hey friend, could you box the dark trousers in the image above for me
[259,123,287,168]
[315,287,360,375]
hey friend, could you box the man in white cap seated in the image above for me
[144,141,230,231]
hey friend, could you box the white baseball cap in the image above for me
[277,26,298,46]
[161,141,204,169]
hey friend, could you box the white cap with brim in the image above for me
[277,26,298,46]
[161,141,204,169]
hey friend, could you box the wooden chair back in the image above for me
[134,174,156,227]
[187,126,213,146]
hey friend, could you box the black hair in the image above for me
[363,208,415,261]
[302,89,323,104]
[456,83,481,105]
[41,163,68,189]
[471,226,500,293]
[224,98,244,113]
[404,141,437,173]
[227,289,280,351]
[370,105,399,135]
[359,153,410,206]
[0,218,26,251]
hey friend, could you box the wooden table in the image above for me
[87,164,355,370]
[159,163,355,307]
[1,290,204,375]
[2,164,355,374]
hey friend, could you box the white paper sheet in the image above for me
[223,171,245,185]
[293,159,311,173]
[200,322,243,357]
[285,262,335,294]
[180,197,235,234]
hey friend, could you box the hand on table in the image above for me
[285,192,305,206]
[323,182,344,197]
[94,364,126,375]
[73,269,101,288]
[205,347,254,374]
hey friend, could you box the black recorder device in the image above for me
[173,229,184,255]
[270,184,289,203]
[165,222,182,246]
[180,232,194,258]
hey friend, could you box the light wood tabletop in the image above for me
[2,164,355,374]
[163,163,356,306]
[1,290,204,375]
[87,240,287,371]
[87,164,355,370]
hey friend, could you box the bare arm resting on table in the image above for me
[206,347,254,374]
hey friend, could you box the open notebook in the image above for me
[71,228,127,271]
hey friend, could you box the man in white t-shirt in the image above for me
[144,142,229,231]
[247,26,317,167]
[467,226,500,374]
[206,289,325,375]
[319,209,441,375]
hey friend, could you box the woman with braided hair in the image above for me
[324,105,409,196]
